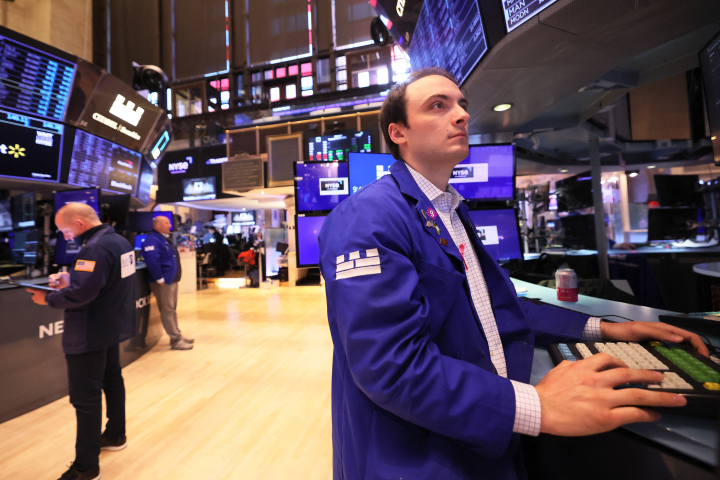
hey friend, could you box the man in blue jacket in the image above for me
[318,68,708,480]
[143,214,193,350]
[27,203,136,480]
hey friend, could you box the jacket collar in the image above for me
[77,224,111,246]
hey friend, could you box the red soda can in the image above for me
[555,268,578,302]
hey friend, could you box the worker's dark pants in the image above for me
[65,344,125,471]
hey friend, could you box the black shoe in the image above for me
[58,465,101,480]
[100,433,127,451]
[182,336,194,344]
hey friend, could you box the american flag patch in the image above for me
[335,249,380,280]
[75,259,96,272]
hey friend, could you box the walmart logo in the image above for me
[0,144,25,158]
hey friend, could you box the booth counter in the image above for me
[0,264,163,424]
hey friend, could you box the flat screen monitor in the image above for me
[0,109,64,182]
[296,215,326,268]
[295,162,349,212]
[0,29,76,121]
[182,177,217,201]
[560,215,597,250]
[233,212,255,224]
[449,145,515,201]
[0,198,11,232]
[699,31,720,165]
[12,192,35,229]
[654,175,703,207]
[134,234,148,250]
[408,0,488,85]
[101,194,131,228]
[22,229,39,265]
[503,0,558,33]
[54,187,101,214]
[127,211,154,232]
[68,129,142,195]
[556,171,593,212]
[348,152,396,194]
[647,208,699,241]
[153,211,174,231]
[308,129,371,162]
[136,160,154,206]
[467,208,523,262]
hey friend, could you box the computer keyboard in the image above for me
[548,341,720,417]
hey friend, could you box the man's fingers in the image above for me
[606,407,662,428]
[611,389,686,409]
[580,352,627,371]
[646,324,711,357]
[596,368,663,388]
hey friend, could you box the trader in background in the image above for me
[27,203,136,480]
[143,215,194,350]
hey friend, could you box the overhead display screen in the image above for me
[68,130,142,195]
[467,208,523,262]
[76,73,163,151]
[449,145,515,201]
[408,0,488,85]
[308,129,372,161]
[182,177,217,201]
[348,152,395,194]
[503,0,558,33]
[295,162,349,212]
[296,215,326,268]
[0,109,64,182]
[0,32,75,121]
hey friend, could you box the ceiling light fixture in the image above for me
[559,169,568,173]
[647,165,656,169]
[493,103,513,112]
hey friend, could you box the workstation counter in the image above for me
[513,279,718,479]
[0,264,163,424]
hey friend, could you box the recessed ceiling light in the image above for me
[493,103,513,112]
[628,172,638,177]
[712,136,717,141]
[559,169,568,173]
[647,165,656,169]
[261,191,265,194]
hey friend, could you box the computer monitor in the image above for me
[348,152,396,194]
[0,198,12,232]
[560,215,597,250]
[556,171,594,212]
[449,145,515,202]
[181,177,217,201]
[127,212,154,232]
[134,234,148,250]
[295,162,349,212]
[12,192,36,229]
[54,188,101,215]
[647,208,699,241]
[11,230,28,263]
[466,208,523,262]
[307,129,372,162]
[654,175,703,207]
[101,194,131,228]
[22,229,39,265]
[296,215,326,268]
[153,211,174,231]
[699,31,720,164]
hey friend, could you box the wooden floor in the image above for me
[0,285,334,480]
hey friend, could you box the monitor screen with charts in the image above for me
[449,145,515,201]
[308,129,372,162]
[348,153,396,195]
[295,162,349,212]
[296,215,326,268]
[466,208,523,262]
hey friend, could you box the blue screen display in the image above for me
[134,234,148,250]
[296,215,326,267]
[466,208,522,262]
[449,145,515,201]
[153,211,173,231]
[53,188,100,265]
[295,162,349,212]
[348,153,396,195]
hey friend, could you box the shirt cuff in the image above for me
[156,278,165,284]
[581,317,603,343]
[510,380,542,436]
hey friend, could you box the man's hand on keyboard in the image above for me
[535,353,686,436]
[600,321,709,357]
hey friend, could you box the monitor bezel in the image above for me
[466,204,524,263]
[456,143,516,203]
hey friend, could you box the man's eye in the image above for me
[431,102,444,109]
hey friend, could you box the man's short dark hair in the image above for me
[379,67,458,160]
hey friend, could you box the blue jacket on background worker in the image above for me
[142,230,178,284]
[46,224,136,355]
[319,161,594,480]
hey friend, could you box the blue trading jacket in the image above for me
[46,224,137,355]
[319,161,592,480]
[142,230,178,284]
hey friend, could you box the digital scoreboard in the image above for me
[408,0,488,85]
[503,0,558,33]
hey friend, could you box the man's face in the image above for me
[55,215,84,241]
[392,75,470,168]
[155,216,171,235]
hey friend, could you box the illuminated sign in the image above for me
[206,156,228,165]
[319,177,349,195]
[168,155,192,174]
[109,94,145,126]
[396,0,405,16]
[151,131,170,159]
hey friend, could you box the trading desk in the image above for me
[512,279,718,479]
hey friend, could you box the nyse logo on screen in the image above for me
[109,94,145,126]
[452,166,474,179]
[449,163,489,184]
[319,177,349,196]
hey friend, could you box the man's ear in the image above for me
[388,122,407,148]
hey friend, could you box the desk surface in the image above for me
[511,278,719,468]
[693,262,720,279]
[523,246,720,261]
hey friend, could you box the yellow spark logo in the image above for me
[8,144,25,158]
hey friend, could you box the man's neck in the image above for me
[402,154,455,192]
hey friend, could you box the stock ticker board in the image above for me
[0,33,75,121]
[503,0,558,32]
[408,0,488,85]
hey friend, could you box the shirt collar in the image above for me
[404,162,464,214]
[77,224,107,245]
